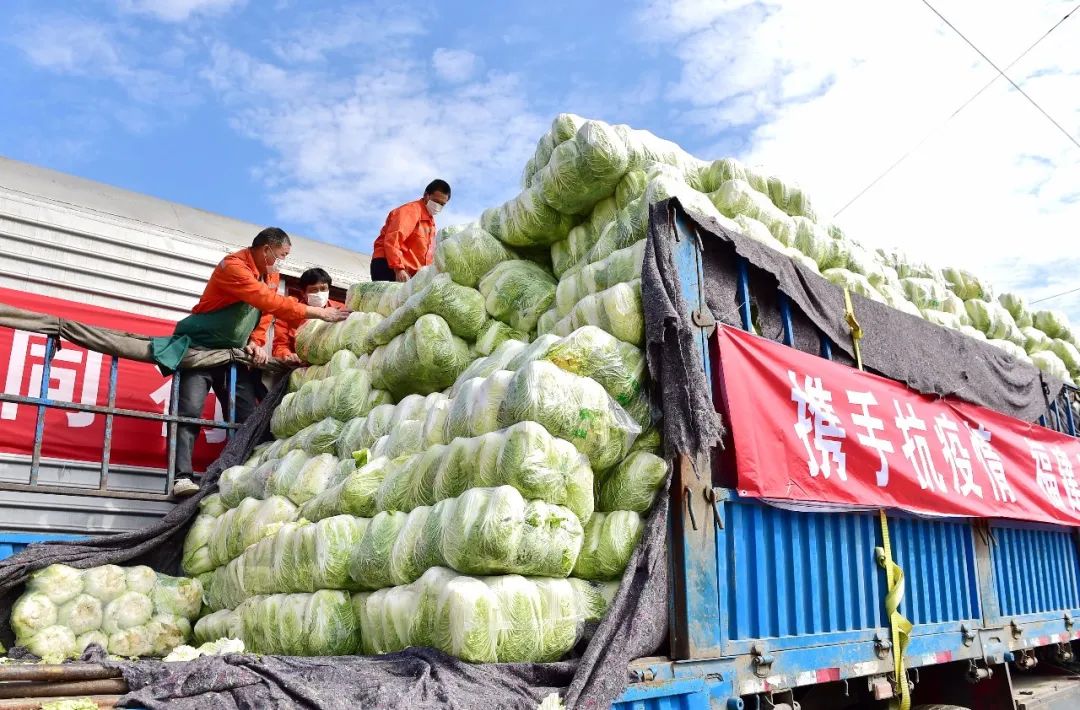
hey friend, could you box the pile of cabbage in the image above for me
[155,113,1080,664]
[10,564,202,660]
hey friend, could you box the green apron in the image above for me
[151,301,261,373]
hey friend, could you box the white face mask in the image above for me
[306,291,329,308]
[426,199,444,216]
[265,249,284,274]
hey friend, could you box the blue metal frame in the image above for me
[616,206,1080,709]
[0,333,241,501]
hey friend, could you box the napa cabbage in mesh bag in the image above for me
[539,326,649,425]
[765,174,818,222]
[473,319,530,356]
[1049,339,1080,378]
[483,185,578,248]
[550,280,644,347]
[206,516,370,610]
[1031,350,1072,383]
[822,268,884,304]
[443,370,515,441]
[450,339,529,396]
[596,451,667,514]
[193,609,241,645]
[265,452,338,506]
[434,223,517,288]
[964,299,1023,343]
[1022,326,1052,354]
[697,157,748,193]
[346,281,402,316]
[498,361,639,471]
[277,417,342,457]
[300,456,391,521]
[877,285,924,318]
[477,260,558,333]
[958,325,988,341]
[555,240,645,317]
[368,273,487,347]
[733,214,785,251]
[185,495,298,572]
[535,120,630,216]
[901,278,950,311]
[370,419,427,460]
[238,590,360,656]
[572,511,644,581]
[998,292,1034,328]
[922,310,966,330]
[942,267,994,302]
[711,179,796,246]
[1034,310,1075,342]
[289,349,359,392]
[368,314,474,397]
[336,404,395,459]
[537,308,559,336]
[987,339,1030,363]
[368,421,593,522]
[551,196,621,277]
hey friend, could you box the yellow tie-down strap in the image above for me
[845,289,911,709]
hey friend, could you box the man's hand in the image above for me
[395,269,410,283]
[245,341,270,366]
[314,306,349,322]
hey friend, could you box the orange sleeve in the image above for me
[272,318,297,358]
[214,258,308,323]
[248,312,273,348]
[380,205,422,272]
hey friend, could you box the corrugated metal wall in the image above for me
[990,521,1080,618]
[0,157,371,534]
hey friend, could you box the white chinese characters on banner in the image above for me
[967,424,1017,503]
[789,371,847,480]
[1027,440,1063,510]
[0,332,102,428]
[1052,448,1080,512]
[933,413,983,499]
[847,390,894,486]
[893,401,947,492]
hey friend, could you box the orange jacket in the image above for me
[371,199,436,275]
[191,248,307,347]
[272,296,344,359]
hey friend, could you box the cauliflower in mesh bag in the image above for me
[478,260,558,333]
[572,511,644,581]
[434,223,517,288]
[596,451,667,514]
[550,280,644,347]
[555,240,645,317]
[368,314,474,397]
[370,421,594,522]
[238,590,360,656]
[368,273,488,347]
[497,361,640,471]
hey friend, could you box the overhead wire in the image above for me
[832,1,1080,218]
[1031,285,1080,305]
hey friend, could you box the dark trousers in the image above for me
[175,364,258,477]
[370,257,395,282]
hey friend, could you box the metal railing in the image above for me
[0,334,239,502]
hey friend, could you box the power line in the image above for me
[833,2,1080,218]
[919,0,1080,149]
[1031,285,1080,305]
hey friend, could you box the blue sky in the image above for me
[3,0,1079,317]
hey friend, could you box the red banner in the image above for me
[0,288,225,473]
[715,325,1080,525]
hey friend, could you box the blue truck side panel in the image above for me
[0,532,84,561]
[989,521,1080,620]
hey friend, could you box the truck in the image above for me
[1,162,1079,709]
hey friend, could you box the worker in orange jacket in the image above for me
[272,267,345,361]
[369,179,451,282]
[152,227,348,497]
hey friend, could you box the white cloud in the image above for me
[640,0,1080,318]
[116,0,245,22]
[205,42,544,250]
[432,48,482,83]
